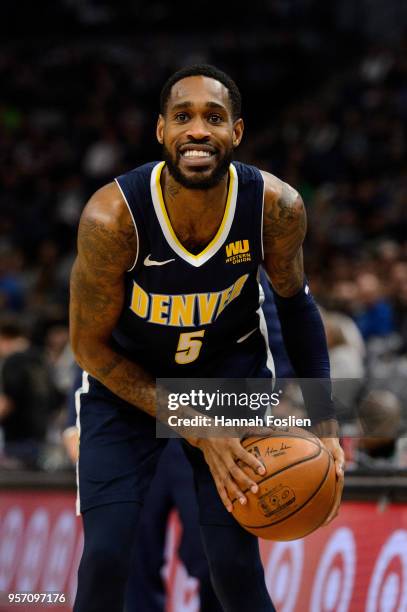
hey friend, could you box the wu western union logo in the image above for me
[225,240,251,264]
[130,274,249,326]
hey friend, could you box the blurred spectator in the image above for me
[44,318,75,395]
[82,127,122,186]
[357,389,402,464]
[322,310,365,421]
[354,272,395,340]
[323,310,365,378]
[329,280,359,318]
[0,318,59,468]
[388,261,407,352]
[0,243,25,312]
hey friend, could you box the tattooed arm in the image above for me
[261,171,331,384]
[69,182,156,415]
[262,173,344,525]
[261,172,306,295]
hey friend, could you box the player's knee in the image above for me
[202,525,263,585]
[182,555,211,582]
[209,554,257,584]
[81,542,129,580]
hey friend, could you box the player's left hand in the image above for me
[312,419,345,526]
[320,436,344,525]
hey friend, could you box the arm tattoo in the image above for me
[70,206,156,416]
[263,180,307,297]
[78,216,136,275]
[94,355,124,379]
[70,214,135,329]
[108,360,156,409]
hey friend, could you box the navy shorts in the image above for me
[76,374,237,526]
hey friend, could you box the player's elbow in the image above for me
[70,327,111,380]
[69,327,94,373]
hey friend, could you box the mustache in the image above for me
[162,143,232,190]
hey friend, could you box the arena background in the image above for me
[1,1,407,610]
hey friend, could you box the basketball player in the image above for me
[64,271,292,611]
[70,64,344,612]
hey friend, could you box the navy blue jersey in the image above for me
[113,160,273,378]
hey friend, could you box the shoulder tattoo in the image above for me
[263,182,306,252]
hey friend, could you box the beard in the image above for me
[162,143,233,190]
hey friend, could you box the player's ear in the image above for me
[232,118,244,148]
[156,115,164,145]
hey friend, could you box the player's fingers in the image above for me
[215,456,249,505]
[335,459,345,479]
[210,463,234,512]
[323,466,345,525]
[226,460,259,495]
[212,456,246,511]
[233,442,266,476]
[225,476,247,506]
[216,481,234,513]
[223,472,249,506]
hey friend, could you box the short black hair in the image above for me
[160,64,242,121]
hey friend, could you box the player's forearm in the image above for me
[74,341,157,417]
[69,252,157,414]
[273,283,330,378]
[312,419,339,437]
[272,281,336,424]
[73,341,205,445]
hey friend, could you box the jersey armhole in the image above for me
[114,178,139,272]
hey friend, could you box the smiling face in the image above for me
[156,75,243,189]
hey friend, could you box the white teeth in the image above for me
[183,150,212,158]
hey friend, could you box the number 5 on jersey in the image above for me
[175,330,206,364]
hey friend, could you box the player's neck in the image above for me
[161,167,229,217]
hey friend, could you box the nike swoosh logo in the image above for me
[237,328,257,343]
[144,254,175,267]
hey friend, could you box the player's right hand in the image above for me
[195,437,266,512]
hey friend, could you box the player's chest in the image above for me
[126,243,257,329]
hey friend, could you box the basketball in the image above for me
[232,429,337,541]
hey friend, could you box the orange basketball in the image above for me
[232,429,336,541]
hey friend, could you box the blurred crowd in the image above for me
[1,1,407,471]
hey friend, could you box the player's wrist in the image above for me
[184,435,202,449]
[311,418,340,438]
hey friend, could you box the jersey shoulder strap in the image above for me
[114,162,158,271]
[115,161,156,221]
[233,161,265,261]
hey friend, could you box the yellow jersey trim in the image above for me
[150,162,238,268]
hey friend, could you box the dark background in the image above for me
[1,0,407,469]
